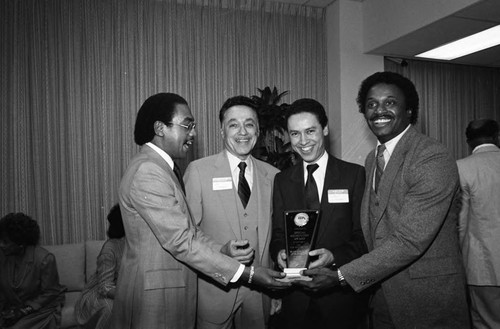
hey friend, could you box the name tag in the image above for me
[328,189,349,203]
[212,177,233,191]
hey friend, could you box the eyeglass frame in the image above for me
[165,121,196,132]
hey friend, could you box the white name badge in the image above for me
[212,177,233,191]
[328,189,349,203]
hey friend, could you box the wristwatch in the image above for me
[337,269,347,287]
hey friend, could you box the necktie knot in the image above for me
[377,144,386,158]
[238,161,247,172]
[307,163,319,175]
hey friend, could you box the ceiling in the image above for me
[369,0,500,68]
[268,0,500,68]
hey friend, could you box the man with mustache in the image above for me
[110,93,289,329]
[184,96,280,329]
[270,98,369,329]
[295,72,470,328]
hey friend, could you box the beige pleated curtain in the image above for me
[0,0,326,244]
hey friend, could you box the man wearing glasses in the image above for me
[110,93,289,329]
[184,96,280,329]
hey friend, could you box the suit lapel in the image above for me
[362,149,376,249]
[372,127,416,231]
[213,152,242,239]
[316,155,340,242]
[252,158,273,263]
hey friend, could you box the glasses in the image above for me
[166,121,196,132]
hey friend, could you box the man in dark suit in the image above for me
[270,98,369,329]
[110,93,289,329]
[296,72,470,328]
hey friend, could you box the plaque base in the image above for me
[276,268,312,282]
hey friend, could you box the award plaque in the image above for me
[282,210,320,281]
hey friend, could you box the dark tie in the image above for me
[305,164,320,209]
[375,144,386,193]
[238,162,251,208]
[173,163,185,194]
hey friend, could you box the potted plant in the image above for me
[251,86,297,170]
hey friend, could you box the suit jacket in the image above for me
[341,126,469,328]
[184,151,279,323]
[457,144,500,286]
[110,146,240,329]
[270,153,368,326]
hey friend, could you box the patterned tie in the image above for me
[173,163,185,194]
[375,144,386,193]
[305,164,320,209]
[238,162,251,208]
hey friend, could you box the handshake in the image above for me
[1,305,34,328]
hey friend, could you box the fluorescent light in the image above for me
[416,24,500,60]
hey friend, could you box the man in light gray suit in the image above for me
[457,118,500,328]
[110,93,289,329]
[294,72,470,328]
[184,96,279,329]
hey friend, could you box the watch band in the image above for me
[337,269,347,287]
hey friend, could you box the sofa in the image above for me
[44,240,106,329]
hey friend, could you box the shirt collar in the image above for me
[377,124,411,158]
[473,143,497,153]
[146,142,174,170]
[226,150,253,174]
[302,150,328,170]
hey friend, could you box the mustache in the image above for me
[369,113,394,121]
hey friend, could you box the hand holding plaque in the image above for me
[280,210,320,281]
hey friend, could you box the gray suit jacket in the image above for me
[110,146,240,329]
[341,127,469,328]
[457,144,500,285]
[184,151,279,323]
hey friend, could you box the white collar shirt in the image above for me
[226,150,253,191]
[302,151,328,202]
[146,142,174,170]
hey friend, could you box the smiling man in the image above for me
[295,72,470,329]
[269,98,369,329]
[184,96,282,329]
[111,93,288,329]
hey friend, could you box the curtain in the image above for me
[0,0,326,244]
[385,58,500,161]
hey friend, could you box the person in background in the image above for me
[294,72,470,328]
[109,93,289,329]
[184,96,280,329]
[270,98,369,329]
[457,118,500,328]
[75,204,125,329]
[0,213,66,329]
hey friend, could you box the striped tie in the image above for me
[238,162,251,208]
[375,144,386,193]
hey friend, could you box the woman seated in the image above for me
[75,204,125,329]
[0,212,66,329]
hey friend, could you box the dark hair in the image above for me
[356,71,419,124]
[0,212,40,246]
[106,204,125,239]
[285,98,328,129]
[466,119,499,141]
[219,96,258,124]
[134,93,188,145]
